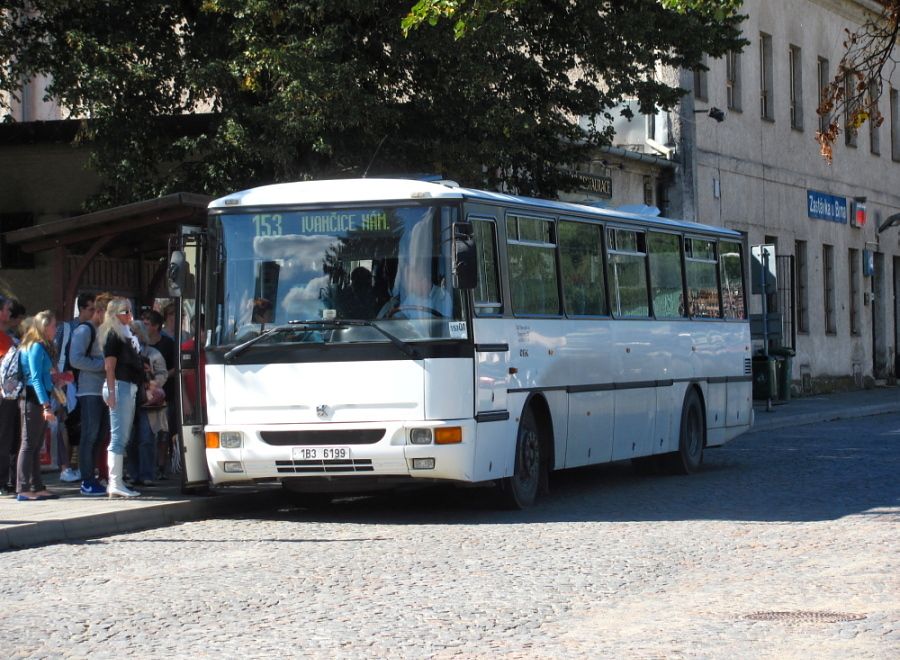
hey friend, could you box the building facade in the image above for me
[683,0,900,392]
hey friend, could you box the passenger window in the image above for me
[647,232,685,318]
[559,220,607,316]
[685,238,721,318]
[472,218,501,315]
[719,240,746,319]
[507,214,560,315]
[607,228,649,317]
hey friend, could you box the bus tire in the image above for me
[664,387,705,475]
[497,405,543,509]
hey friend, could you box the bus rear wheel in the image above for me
[497,406,543,509]
[664,388,705,475]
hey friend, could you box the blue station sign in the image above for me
[807,190,848,224]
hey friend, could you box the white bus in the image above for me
[169,178,752,507]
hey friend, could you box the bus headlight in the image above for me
[220,432,243,449]
[409,428,432,445]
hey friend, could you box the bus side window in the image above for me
[647,232,686,318]
[719,240,746,319]
[472,218,502,315]
[607,228,649,318]
[507,214,560,316]
[685,238,722,318]
[559,220,607,316]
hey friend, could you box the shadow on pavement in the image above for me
[234,414,900,527]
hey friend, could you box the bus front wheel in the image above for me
[497,406,543,509]
[665,388,705,475]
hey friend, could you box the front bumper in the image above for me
[206,419,477,486]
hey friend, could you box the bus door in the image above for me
[167,227,210,493]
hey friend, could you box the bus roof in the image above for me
[210,178,743,239]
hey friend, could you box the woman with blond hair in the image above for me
[16,310,60,501]
[100,298,144,498]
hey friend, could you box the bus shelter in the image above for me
[2,192,211,318]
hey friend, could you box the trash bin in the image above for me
[752,356,777,400]
[770,347,796,402]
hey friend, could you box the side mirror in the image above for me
[167,250,186,297]
[452,222,477,290]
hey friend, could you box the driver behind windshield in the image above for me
[377,258,451,319]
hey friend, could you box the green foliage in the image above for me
[1,1,745,207]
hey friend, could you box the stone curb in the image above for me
[0,488,281,552]
[750,403,900,433]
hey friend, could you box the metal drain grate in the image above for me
[743,611,866,623]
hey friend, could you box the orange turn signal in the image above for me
[205,432,220,449]
[434,426,462,445]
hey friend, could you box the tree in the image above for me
[1,1,745,207]
[815,1,900,163]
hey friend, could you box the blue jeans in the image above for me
[127,408,157,482]
[78,395,108,483]
[103,381,137,455]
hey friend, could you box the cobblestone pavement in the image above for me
[1,414,897,659]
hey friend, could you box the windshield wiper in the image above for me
[292,319,422,359]
[223,324,299,362]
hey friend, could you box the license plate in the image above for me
[292,446,351,461]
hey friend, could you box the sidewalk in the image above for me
[3,386,899,551]
[0,472,279,551]
[751,383,900,432]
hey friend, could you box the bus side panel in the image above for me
[725,381,752,429]
[472,416,516,481]
[705,382,727,430]
[565,391,614,468]
[652,384,675,456]
[545,390,568,471]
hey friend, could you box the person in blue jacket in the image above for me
[16,310,60,501]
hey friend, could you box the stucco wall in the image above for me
[691,0,900,388]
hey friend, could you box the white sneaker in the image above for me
[59,467,81,482]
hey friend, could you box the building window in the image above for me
[844,74,858,147]
[849,248,860,335]
[759,33,774,121]
[726,50,742,111]
[817,57,829,134]
[870,80,880,155]
[694,55,708,101]
[823,244,836,334]
[789,45,803,130]
[795,240,809,333]
[891,87,900,162]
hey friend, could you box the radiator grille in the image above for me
[261,429,384,446]
[276,459,375,474]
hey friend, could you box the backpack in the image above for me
[68,321,96,387]
[0,344,24,400]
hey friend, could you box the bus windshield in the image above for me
[208,203,468,347]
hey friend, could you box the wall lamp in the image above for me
[695,107,725,122]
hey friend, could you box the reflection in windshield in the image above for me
[208,204,468,347]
